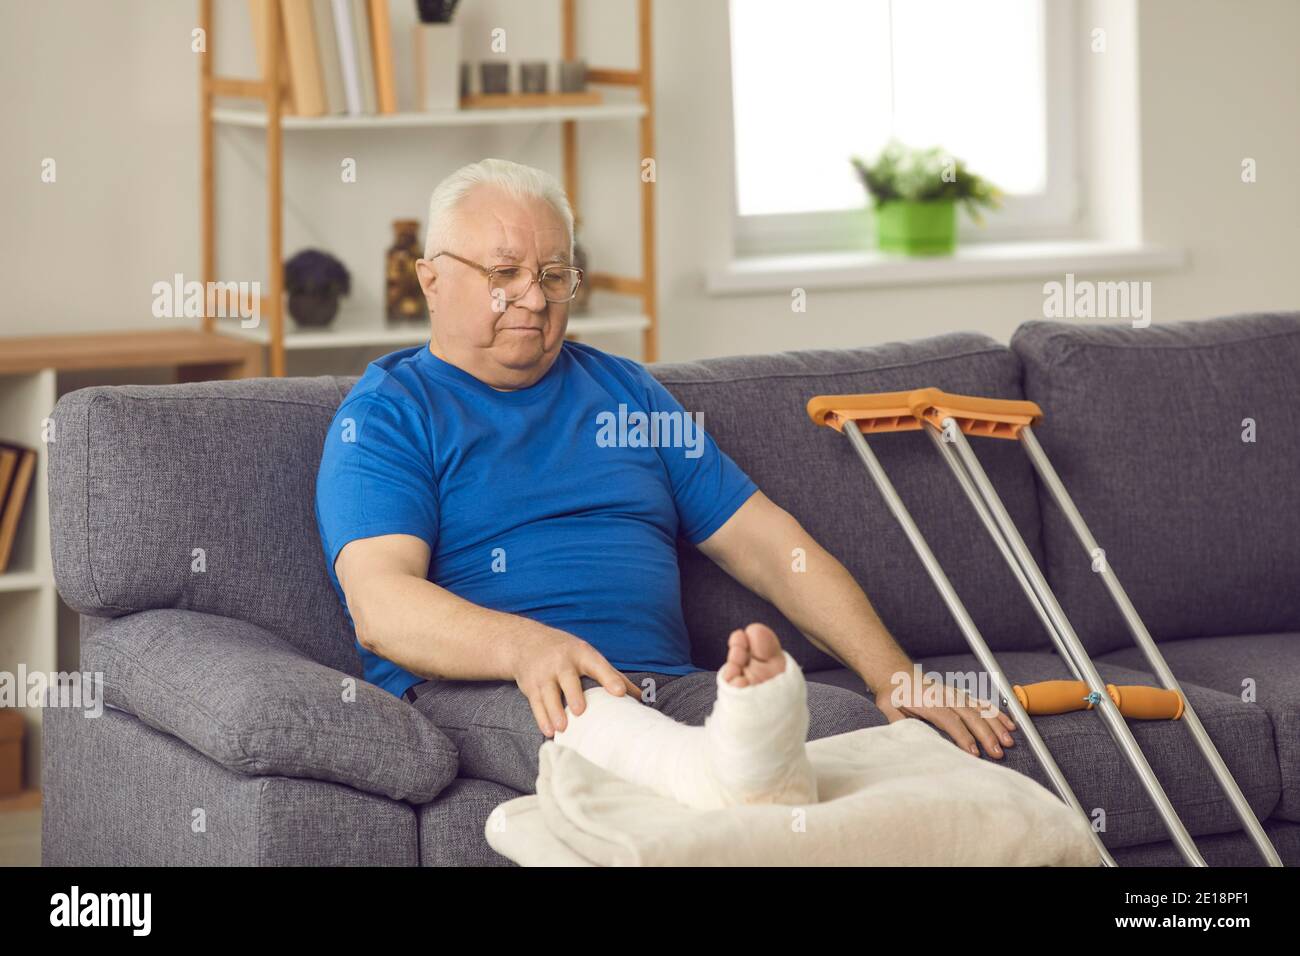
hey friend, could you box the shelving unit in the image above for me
[0,369,55,795]
[199,0,659,376]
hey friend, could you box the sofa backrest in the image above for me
[48,334,1053,682]
[49,376,362,677]
[1012,311,1300,655]
[650,332,1052,671]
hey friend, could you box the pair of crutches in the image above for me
[807,388,1282,867]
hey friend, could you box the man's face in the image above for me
[415,184,571,390]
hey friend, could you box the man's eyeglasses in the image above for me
[432,251,584,304]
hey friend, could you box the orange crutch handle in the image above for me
[1013,680,1110,715]
[1111,684,1185,720]
[1013,681,1184,719]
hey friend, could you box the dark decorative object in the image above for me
[386,219,426,322]
[415,0,460,23]
[559,58,587,93]
[520,61,548,94]
[284,249,350,327]
[480,61,509,94]
[459,61,471,97]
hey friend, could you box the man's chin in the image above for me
[489,335,561,376]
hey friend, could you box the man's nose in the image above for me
[516,275,548,312]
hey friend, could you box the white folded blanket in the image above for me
[485,718,1101,866]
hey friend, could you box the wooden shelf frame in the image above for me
[198,0,659,376]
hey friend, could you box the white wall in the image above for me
[3,0,1296,366]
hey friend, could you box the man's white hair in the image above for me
[423,157,575,261]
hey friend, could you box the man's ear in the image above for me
[414,258,438,298]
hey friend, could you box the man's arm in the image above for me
[334,533,640,736]
[695,491,1015,759]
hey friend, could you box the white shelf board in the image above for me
[212,103,646,130]
[218,307,649,351]
[0,570,45,594]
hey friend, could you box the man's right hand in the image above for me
[511,629,643,737]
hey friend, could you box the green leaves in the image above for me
[850,139,1003,224]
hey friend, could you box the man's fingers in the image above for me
[585,654,639,701]
[525,691,553,738]
[960,707,1005,758]
[929,709,980,757]
[541,681,567,734]
[559,669,586,718]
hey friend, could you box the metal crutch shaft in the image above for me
[1017,425,1282,867]
[939,419,1207,866]
[840,423,1115,866]
[920,424,1085,683]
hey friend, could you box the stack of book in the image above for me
[251,0,399,116]
[0,441,35,575]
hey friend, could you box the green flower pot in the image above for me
[875,199,957,255]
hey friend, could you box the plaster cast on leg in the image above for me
[552,651,817,810]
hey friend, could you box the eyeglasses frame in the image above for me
[430,250,585,304]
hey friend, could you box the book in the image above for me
[248,0,297,114]
[351,0,378,114]
[368,0,398,114]
[312,0,346,113]
[0,449,16,514]
[332,0,363,115]
[281,0,328,116]
[0,442,36,575]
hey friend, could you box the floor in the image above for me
[0,791,41,866]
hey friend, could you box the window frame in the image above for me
[729,0,1082,257]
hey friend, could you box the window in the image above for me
[729,0,1079,254]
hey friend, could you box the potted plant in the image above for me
[283,249,350,328]
[851,140,1002,255]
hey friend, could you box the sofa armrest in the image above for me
[80,608,458,803]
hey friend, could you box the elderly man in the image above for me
[315,158,1016,805]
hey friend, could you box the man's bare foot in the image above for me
[720,623,787,688]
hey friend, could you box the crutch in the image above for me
[808,388,1282,868]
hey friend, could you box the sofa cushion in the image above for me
[809,650,1280,851]
[648,333,1051,670]
[80,608,460,804]
[41,700,421,866]
[1099,632,1300,823]
[419,778,520,866]
[49,377,359,675]
[1012,312,1300,655]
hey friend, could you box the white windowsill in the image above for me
[706,240,1186,296]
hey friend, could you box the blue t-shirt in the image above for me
[315,340,758,699]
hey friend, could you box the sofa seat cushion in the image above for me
[808,650,1280,850]
[418,778,521,866]
[1099,632,1300,823]
[1012,312,1300,656]
[80,608,460,804]
[649,333,1051,670]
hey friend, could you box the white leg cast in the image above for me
[552,650,817,810]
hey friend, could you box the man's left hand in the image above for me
[873,675,1017,760]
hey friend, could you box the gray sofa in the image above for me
[41,311,1300,866]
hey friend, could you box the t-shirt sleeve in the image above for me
[315,390,439,574]
[632,364,759,545]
